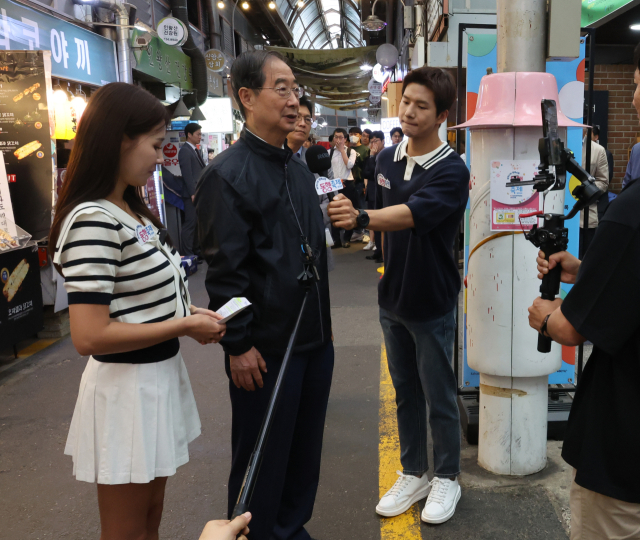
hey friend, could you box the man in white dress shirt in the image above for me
[330,127,357,248]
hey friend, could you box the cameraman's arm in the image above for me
[534,220,640,356]
[528,299,585,346]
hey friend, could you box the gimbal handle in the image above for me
[533,214,567,353]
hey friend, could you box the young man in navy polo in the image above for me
[328,66,469,524]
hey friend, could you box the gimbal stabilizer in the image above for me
[506,99,603,353]
[230,236,320,521]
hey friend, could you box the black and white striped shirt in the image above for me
[54,200,190,325]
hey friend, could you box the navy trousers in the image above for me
[225,342,334,540]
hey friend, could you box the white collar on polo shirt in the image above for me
[393,139,453,181]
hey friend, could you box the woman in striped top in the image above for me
[49,83,226,540]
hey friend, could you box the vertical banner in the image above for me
[142,170,166,226]
[0,50,55,240]
[161,130,185,176]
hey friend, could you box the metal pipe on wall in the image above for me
[71,0,132,83]
[497,0,546,73]
[207,0,222,49]
[115,0,132,84]
[386,0,394,45]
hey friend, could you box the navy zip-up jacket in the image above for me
[195,128,331,357]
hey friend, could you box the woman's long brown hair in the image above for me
[49,83,170,264]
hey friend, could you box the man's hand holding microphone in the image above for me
[327,193,359,231]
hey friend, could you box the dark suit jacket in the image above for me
[178,143,205,197]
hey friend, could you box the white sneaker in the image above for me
[376,471,431,517]
[421,476,461,524]
[363,240,375,251]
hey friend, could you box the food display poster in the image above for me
[0,246,43,346]
[0,51,55,240]
[489,160,541,231]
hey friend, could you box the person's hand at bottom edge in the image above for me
[199,512,251,540]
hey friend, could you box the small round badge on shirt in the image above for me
[377,173,391,189]
[135,224,156,245]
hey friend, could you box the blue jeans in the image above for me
[380,307,461,478]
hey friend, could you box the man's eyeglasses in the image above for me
[257,86,304,99]
[298,115,312,126]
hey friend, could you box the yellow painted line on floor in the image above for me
[379,343,422,540]
[0,338,61,376]
[16,338,60,358]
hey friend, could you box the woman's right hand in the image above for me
[184,314,226,345]
[537,250,581,285]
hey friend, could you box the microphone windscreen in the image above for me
[305,145,332,175]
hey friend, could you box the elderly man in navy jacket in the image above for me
[196,51,333,540]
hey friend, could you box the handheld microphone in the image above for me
[305,144,331,177]
[305,144,339,200]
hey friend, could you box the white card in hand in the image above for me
[217,297,252,323]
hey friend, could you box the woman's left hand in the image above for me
[190,306,225,344]
[527,297,563,333]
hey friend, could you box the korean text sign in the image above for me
[0,0,118,85]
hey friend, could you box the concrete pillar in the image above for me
[497,0,546,74]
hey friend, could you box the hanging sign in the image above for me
[131,29,193,89]
[369,94,381,105]
[489,160,541,231]
[207,70,223,97]
[581,0,635,27]
[157,17,188,47]
[199,97,233,133]
[0,0,117,85]
[205,49,226,72]
[372,63,388,83]
[368,79,383,96]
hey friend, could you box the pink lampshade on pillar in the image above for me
[451,72,588,129]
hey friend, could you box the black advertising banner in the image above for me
[0,246,43,345]
[0,51,54,240]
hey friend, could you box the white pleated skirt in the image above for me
[64,351,201,484]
